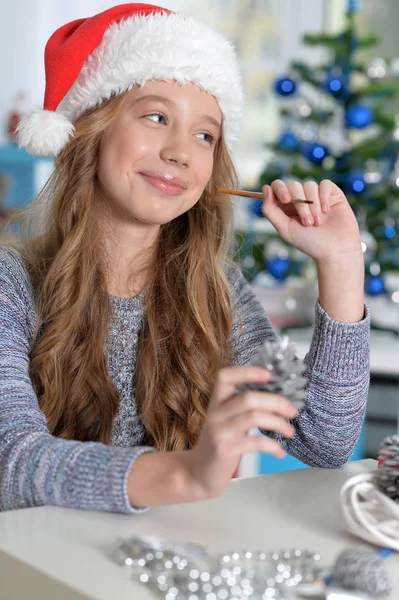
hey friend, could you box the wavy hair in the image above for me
[3,89,240,451]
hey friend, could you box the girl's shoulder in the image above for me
[0,245,37,323]
[0,244,24,263]
[0,245,31,288]
[223,260,250,293]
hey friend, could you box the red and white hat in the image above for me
[17,3,244,157]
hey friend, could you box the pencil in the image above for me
[218,188,313,204]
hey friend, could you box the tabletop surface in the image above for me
[0,459,397,600]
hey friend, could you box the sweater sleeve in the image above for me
[227,263,370,468]
[0,247,155,514]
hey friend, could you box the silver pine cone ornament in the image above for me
[375,434,399,503]
[235,336,308,410]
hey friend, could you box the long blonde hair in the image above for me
[3,89,240,451]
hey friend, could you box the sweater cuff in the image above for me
[114,446,156,514]
[304,300,370,381]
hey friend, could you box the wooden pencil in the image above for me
[218,188,313,204]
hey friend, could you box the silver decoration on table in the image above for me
[111,534,324,600]
[330,547,392,598]
[234,336,308,410]
[375,434,399,503]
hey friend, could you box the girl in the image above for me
[0,4,369,514]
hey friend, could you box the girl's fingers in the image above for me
[261,185,292,235]
[225,411,295,439]
[239,435,286,459]
[303,180,322,226]
[319,179,333,213]
[288,181,313,226]
[220,391,297,421]
[270,179,292,204]
[268,178,333,226]
[211,366,271,405]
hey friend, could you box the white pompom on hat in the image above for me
[17,3,244,157]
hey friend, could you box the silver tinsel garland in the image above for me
[234,336,308,410]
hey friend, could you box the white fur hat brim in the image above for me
[18,11,244,157]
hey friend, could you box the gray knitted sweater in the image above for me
[0,246,370,514]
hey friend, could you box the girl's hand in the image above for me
[261,179,362,263]
[183,365,297,500]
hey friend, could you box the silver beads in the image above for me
[112,535,323,600]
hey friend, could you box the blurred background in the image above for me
[0,0,398,477]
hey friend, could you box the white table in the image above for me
[0,459,397,600]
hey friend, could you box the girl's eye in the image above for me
[197,132,216,145]
[144,113,166,124]
[143,114,216,145]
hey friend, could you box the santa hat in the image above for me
[17,3,244,157]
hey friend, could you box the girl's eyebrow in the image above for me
[202,114,221,131]
[133,94,173,107]
[133,94,221,130]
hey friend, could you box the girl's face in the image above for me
[98,80,222,228]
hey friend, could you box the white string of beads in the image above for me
[112,535,323,600]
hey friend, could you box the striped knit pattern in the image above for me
[0,246,370,513]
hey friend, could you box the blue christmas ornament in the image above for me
[274,75,297,97]
[365,274,385,296]
[249,198,265,218]
[345,170,366,194]
[383,225,396,239]
[345,104,375,128]
[324,71,347,98]
[301,142,328,164]
[382,218,397,239]
[277,131,299,151]
[265,256,291,281]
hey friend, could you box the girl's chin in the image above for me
[124,210,179,226]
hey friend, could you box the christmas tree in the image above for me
[237,0,399,298]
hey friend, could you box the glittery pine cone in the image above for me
[331,547,392,598]
[375,434,399,503]
[235,336,308,409]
